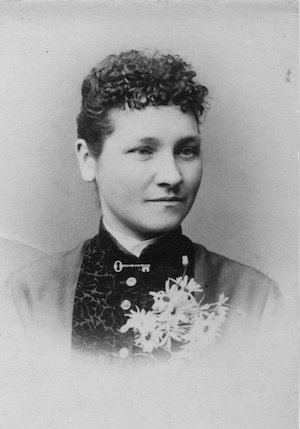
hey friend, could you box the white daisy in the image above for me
[175,275,203,294]
[120,307,164,353]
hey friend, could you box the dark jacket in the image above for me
[1,240,281,357]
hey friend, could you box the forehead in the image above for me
[108,105,199,142]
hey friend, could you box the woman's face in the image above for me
[90,105,203,240]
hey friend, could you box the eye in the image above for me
[128,146,154,158]
[178,146,199,158]
[136,147,153,156]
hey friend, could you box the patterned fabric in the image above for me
[71,222,195,361]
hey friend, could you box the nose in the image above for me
[154,155,183,188]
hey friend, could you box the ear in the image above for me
[75,139,97,182]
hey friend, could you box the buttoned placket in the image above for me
[112,262,147,360]
[72,225,195,360]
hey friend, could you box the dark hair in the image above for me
[77,50,208,158]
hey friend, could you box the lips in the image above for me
[147,197,184,202]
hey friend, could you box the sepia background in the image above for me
[0,1,298,310]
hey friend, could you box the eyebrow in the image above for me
[176,135,202,146]
[139,135,201,145]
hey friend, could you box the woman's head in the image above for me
[77,50,208,158]
[76,50,208,239]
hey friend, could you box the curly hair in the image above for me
[77,50,208,158]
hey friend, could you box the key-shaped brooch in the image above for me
[113,260,151,273]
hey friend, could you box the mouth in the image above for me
[146,197,185,207]
[147,197,184,202]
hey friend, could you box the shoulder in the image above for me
[9,240,88,282]
[5,240,89,307]
[1,240,90,352]
[193,242,274,287]
[193,242,281,322]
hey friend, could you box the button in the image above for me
[126,277,137,287]
[119,347,129,359]
[120,299,131,310]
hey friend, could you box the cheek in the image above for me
[184,162,203,191]
[96,167,142,201]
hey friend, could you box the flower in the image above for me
[120,307,164,353]
[184,309,228,346]
[150,278,198,319]
[215,292,229,308]
[174,275,203,294]
[120,276,229,361]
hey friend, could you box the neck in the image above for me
[102,220,159,257]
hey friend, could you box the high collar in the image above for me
[103,220,159,257]
[95,219,194,263]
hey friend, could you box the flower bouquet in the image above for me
[120,275,229,361]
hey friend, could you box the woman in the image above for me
[5,50,281,363]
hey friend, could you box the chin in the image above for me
[139,219,183,238]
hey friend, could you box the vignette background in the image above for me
[0,2,298,429]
